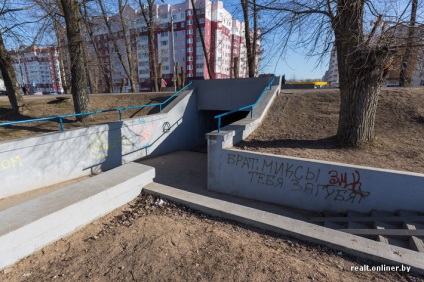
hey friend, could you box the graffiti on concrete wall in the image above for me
[226,153,370,204]
[0,155,23,171]
[88,119,161,160]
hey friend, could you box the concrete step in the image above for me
[0,162,155,271]
[143,182,424,275]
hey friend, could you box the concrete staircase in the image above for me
[0,162,155,270]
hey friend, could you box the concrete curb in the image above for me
[0,162,155,271]
[144,182,424,275]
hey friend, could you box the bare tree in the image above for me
[138,0,159,92]
[254,0,423,146]
[98,0,137,93]
[190,0,213,79]
[60,0,91,120]
[0,3,34,113]
[399,0,419,87]
[241,0,258,77]
[0,30,25,113]
[36,0,71,94]
[80,1,112,93]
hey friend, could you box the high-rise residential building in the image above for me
[323,46,339,87]
[10,46,63,94]
[8,0,259,94]
[86,0,259,92]
[324,24,424,87]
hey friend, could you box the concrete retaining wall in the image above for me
[206,78,424,213]
[207,144,424,213]
[193,77,276,111]
[0,90,203,199]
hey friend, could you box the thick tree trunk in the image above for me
[61,0,90,121]
[333,0,391,146]
[337,74,381,146]
[0,31,25,113]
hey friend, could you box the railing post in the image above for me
[119,110,122,121]
[160,104,162,112]
[59,117,64,132]
[250,106,253,118]
[218,117,221,133]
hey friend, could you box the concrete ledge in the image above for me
[144,182,424,275]
[0,162,155,270]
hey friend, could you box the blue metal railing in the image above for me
[214,77,276,132]
[0,82,192,132]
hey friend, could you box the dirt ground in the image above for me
[0,193,420,282]
[1,89,424,281]
[0,93,171,141]
[238,87,424,174]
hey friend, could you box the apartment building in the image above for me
[8,0,258,94]
[87,0,258,92]
[323,47,339,87]
[324,25,424,87]
[10,46,63,94]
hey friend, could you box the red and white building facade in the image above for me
[9,0,258,94]
[91,0,258,92]
[11,46,63,94]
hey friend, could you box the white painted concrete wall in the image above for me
[0,90,202,199]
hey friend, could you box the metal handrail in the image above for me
[0,82,192,132]
[214,77,276,132]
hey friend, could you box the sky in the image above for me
[163,0,329,80]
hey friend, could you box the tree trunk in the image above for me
[399,0,418,87]
[139,0,159,92]
[0,30,25,113]
[117,0,137,92]
[190,0,213,79]
[241,0,257,78]
[80,1,112,93]
[61,0,90,121]
[333,0,391,146]
[175,62,180,90]
[180,66,185,87]
[233,57,239,78]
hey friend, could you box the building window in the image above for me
[188,56,193,61]
[188,29,193,34]
[199,18,204,24]
[187,38,193,44]
[188,73,193,77]
[161,31,168,37]
[187,65,193,70]
[181,22,185,28]
[188,47,193,52]
[187,20,193,25]
[180,13,185,19]
[161,40,168,46]
[196,64,203,69]
[187,10,193,16]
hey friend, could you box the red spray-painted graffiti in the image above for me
[324,170,370,199]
